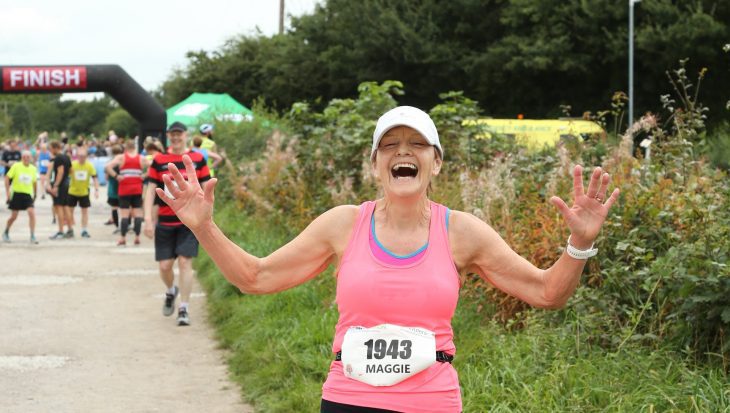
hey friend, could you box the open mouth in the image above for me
[391,162,418,179]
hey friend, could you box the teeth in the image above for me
[392,163,417,171]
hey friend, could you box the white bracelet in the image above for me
[566,235,598,260]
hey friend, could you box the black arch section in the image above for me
[0,64,167,148]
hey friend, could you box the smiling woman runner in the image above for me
[155,106,620,413]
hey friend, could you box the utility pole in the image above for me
[628,0,640,127]
[279,0,285,35]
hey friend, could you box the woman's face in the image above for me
[373,126,442,198]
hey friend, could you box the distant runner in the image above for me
[67,148,99,238]
[198,124,218,177]
[104,145,123,233]
[47,141,73,240]
[192,136,223,173]
[106,140,149,246]
[37,143,52,200]
[144,121,210,326]
[3,151,39,244]
[1,139,22,179]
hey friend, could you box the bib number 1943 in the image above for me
[341,324,436,387]
[364,339,412,360]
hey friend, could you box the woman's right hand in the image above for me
[155,155,218,232]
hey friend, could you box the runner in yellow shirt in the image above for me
[3,151,39,244]
[198,124,219,177]
[67,148,99,238]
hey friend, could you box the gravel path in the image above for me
[0,182,251,413]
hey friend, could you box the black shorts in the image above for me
[320,400,399,413]
[107,197,119,207]
[67,194,91,208]
[52,184,70,206]
[154,224,199,261]
[119,194,142,209]
[8,193,34,211]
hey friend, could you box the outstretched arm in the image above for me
[452,165,619,309]
[156,155,355,294]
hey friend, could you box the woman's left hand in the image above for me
[550,165,620,249]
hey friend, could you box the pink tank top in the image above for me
[322,201,462,412]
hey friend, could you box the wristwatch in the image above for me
[566,236,598,259]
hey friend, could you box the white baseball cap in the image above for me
[371,106,442,161]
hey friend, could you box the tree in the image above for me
[104,108,138,138]
[0,109,13,139]
[159,0,730,123]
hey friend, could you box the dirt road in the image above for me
[0,182,251,413]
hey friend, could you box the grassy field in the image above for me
[196,204,730,412]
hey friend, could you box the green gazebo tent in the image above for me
[166,93,253,130]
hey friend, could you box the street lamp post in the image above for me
[628,0,640,127]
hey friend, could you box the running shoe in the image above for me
[49,232,64,240]
[117,239,126,247]
[112,228,120,234]
[63,230,74,239]
[163,286,179,317]
[2,232,10,243]
[30,235,38,245]
[81,230,91,238]
[134,238,141,246]
[177,308,190,326]
[104,219,114,226]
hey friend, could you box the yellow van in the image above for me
[462,118,606,150]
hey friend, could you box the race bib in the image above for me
[74,170,88,181]
[18,174,32,185]
[41,160,50,167]
[340,324,436,387]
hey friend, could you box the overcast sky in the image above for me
[0,0,321,100]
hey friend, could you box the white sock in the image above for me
[179,302,189,311]
[167,286,176,295]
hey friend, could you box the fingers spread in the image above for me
[203,178,218,203]
[596,173,610,200]
[550,195,571,218]
[572,164,585,199]
[162,175,183,199]
[155,187,174,206]
[604,188,620,209]
[585,166,603,198]
[183,155,200,187]
[167,162,189,192]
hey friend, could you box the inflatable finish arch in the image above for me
[0,65,167,146]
